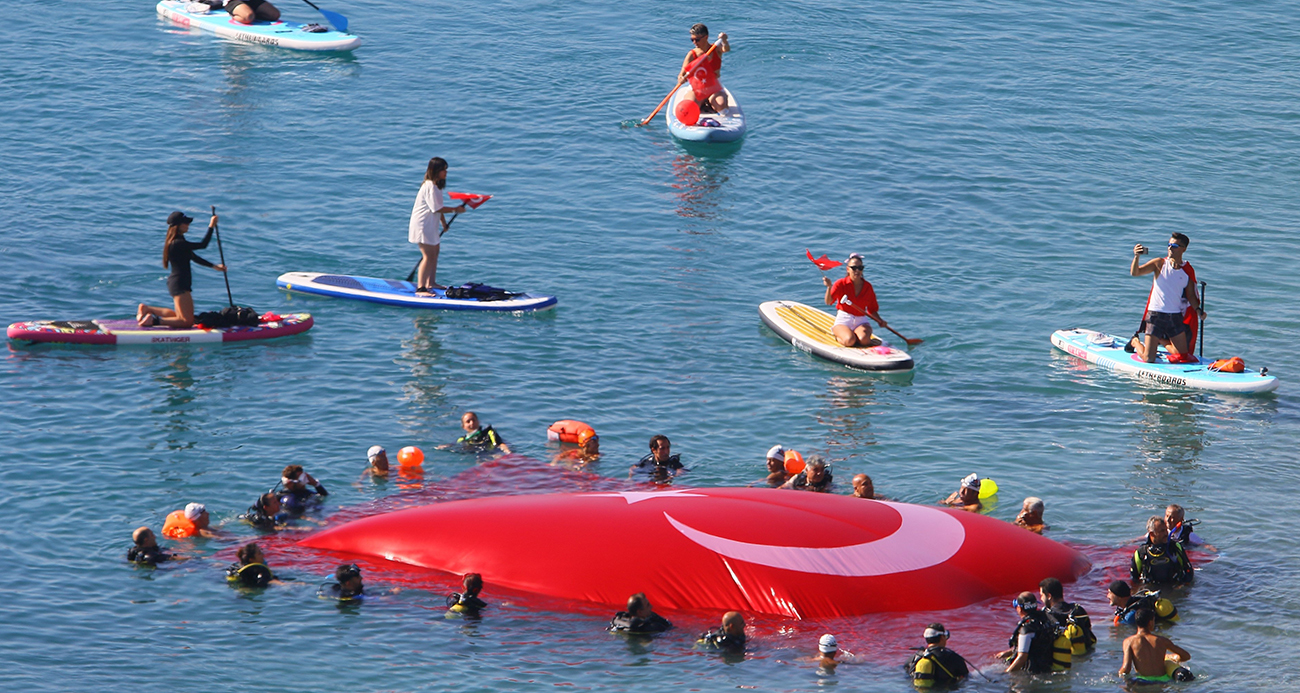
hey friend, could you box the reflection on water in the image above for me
[396,313,447,439]
[657,140,740,223]
[1131,391,1207,470]
[151,349,197,447]
[815,376,880,457]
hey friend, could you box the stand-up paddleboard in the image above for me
[277,272,557,312]
[7,313,313,346]
[759,301,914,372]
[157,1,361,52]
[1051,328,1278,394]
[667,85,746,143]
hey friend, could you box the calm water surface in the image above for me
[3,0,1299,690]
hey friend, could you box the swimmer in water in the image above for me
[226,542,276,587]
[782,456,833,492]
[609,592,672,634]
[851,473,883,499]
[554,429,600,467]
[1165,504,1213,550]
[1015,497,1047,534]
[1120,608,1193,683]
[127,527,172,565]
[697,611,746,651]
[323,564,365,600]
[763,445,791,487]
[364,446,390,479]
[446,573,488,618]
[942,474,983,512]
[241,491,287,529]
[162,502,219,539]
[631,435,685,480]
[455,412,512,454]
[907,623,969,686]
[804,634,865,670]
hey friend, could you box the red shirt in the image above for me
[686,49,722,99]
[829,277,878,316]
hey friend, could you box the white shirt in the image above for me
[1148,260,1190,313]
[408,180,445,245]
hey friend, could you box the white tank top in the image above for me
[1148,261,1189,313]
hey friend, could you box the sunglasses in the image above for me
[1167,242,1181,249]
[847,265,864,270]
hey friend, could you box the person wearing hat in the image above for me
[942,474,982,512]
[137,210,226,328]
[822,252,890,347]
[997,592,1067,673]
[907,623,968,687]
[553,429,601,468]
[808,633,864,670]
[362,445,390,479]
[162,502,218,539]
[763,445,791,487]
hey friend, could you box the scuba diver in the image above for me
[1165,504,1210,549]
[226,543,275,588]
[1120,608,1194,684]
[455,412,511,454]
[320,564,365,601]
[608,592,672,634]
[1132,517,1194,584]
[127,527,172,566]
[1039,577,1096,655]
[631,435,685,481]
[278,465,328,516]
[1108,581,1179,626]
[996,593,1071,673]
[241,491,289,529]
[781,455,834,492]
[906,623,969,687]
[445,573,489,618]
[697,611,746,651]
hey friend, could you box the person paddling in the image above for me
[137,211,226,328]
[822,253,889,347]
[678,24,730,113]
[409,157,468,296]
[1127,233,1204,363]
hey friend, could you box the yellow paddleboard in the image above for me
[759,300,914,372]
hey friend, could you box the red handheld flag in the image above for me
[449,192,492,209]
[806,249,843,271]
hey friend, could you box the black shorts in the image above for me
[167,276,192,297]
[226,0,267,14]
[1145,311,1187,340]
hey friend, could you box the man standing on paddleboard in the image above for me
[1128,233,1204,363]
[678,24,730,113]
[409,157,468,296]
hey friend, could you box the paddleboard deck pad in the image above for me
[8,313,313,346]
[759,300,914,372]
[1051,328,1278,394]
[667,85,746,143]
[277,272,557,312]
[157,1,361,51]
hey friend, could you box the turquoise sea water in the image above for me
[4,0,1299,690]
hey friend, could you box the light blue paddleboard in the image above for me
[667,85,746,143]
[157,0,361,51]
[1051,328,1277,394]
[277,272,557,312]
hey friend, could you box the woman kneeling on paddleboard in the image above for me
[409,157,468,296]
[822,253,888,347]
[137,211,226,328]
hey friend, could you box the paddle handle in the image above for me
[1198,281,1206,357]
[638,40,721,126]
[211,205,234,307]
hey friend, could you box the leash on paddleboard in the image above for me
[1198,281,1206,358]
[637,40,722,127]
[806,250,923,346]
[299,0,348,33]
[211,205,234,307]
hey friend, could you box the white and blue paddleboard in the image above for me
[157,0,361,52]
[1051,328,1278,394]
[277,272,557,312]
[667,85,746,143]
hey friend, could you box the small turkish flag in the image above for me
[449,192,492,209]
[806,249,843,270]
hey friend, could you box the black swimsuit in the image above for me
[167,227,215,297]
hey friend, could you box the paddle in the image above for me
[211,205,234,307]
[806,249,923,346]
[637,39,722,127]
[299,0,348,33]
[404,192,493,283]
[1198,281,1206,358]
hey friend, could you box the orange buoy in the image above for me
[784,450,806,475]
[547,420,595,445]
[397,446,424,467]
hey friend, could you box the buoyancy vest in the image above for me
[445,591,488,615]
[609,611,672,634]
[697,628,745,651]
[908,646,968,687]
[1048,601,1096,655]
[1132,540,1193,584]
[459,426,503,451]
[1115,591,1180,625]
[1009,610,1072,673]
[226,562,274,587]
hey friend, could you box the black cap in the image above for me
[167,211,194,226]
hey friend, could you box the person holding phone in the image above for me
[1128,234,1204,363]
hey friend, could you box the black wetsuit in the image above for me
[1048,601,1097,650]
[697,627,745,651]
[635,453,684,474]
[907,645,969,685]
[127,545,170,565]
[166,226,215,297]
[1131,540,1193,584]
[609,611,673,634]
[787,470,834,492]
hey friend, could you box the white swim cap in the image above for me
[184,503,206,520]
[818,634,838,653]
[961,473,980,490]
[367,445,385,460]
[767,445,786,460]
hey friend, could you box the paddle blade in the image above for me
[319,8,348,32]
[806,249,842,270]
[449,192,492,209]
